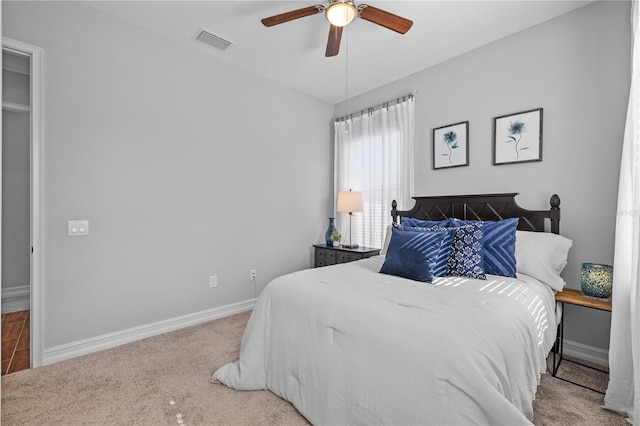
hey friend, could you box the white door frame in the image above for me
[2,37,44,368]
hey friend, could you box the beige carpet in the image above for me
[1,311,628,425]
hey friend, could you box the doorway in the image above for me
[2,37,43,369]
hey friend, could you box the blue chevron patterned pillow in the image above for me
[448,218,519,278]
[380,226,449,282]
[446,223,486,279]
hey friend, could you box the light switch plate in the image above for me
[68,220,89,236]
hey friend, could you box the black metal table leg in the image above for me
[551,301,608,395]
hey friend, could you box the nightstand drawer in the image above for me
[325,250,336,265]
[315,247,338,267]
[337,253,362,263]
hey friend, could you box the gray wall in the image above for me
[3,1,333,348]
[335,0,631,353]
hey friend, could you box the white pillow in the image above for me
[381,224,393,255]
[515,231,573,291]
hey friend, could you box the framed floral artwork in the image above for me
[433,121,469,169]
[493,108,543,165]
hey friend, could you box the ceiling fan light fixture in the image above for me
[325,1,357,27]
[261,2,413,58]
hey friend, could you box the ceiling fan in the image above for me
[261,1,413,57]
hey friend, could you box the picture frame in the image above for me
[432,121,469,169]
[493,108,543,165]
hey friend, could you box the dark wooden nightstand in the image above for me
[313,244,380,268]
[553,288,612,394]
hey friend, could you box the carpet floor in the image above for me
[1,310,629,425]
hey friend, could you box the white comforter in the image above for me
[214,255,557,425]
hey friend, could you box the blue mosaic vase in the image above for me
[581,263,613,300]
[325,218,337,246]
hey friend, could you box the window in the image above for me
[333,96,415,249]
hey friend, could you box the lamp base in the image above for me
[341,243,359,249]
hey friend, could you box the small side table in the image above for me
[553,288,612,394]
[313,244,380,268]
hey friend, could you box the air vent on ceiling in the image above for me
[193,28,233,51]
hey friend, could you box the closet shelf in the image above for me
[2,101,30,113]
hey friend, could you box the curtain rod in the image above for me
[333,90,417,123]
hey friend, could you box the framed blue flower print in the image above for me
[493,108,543,165]
[433,121,469,169]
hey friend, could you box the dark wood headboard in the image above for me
[391,193,561,234]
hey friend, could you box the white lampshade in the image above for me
[325,1,357,27]
[337,190,363,213]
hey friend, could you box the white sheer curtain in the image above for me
[604,1,640,423]
[333,96,415,249]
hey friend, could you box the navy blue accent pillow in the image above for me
[446,223,486,280]
[447,218,518,278]
[401,217,448,228]
[380,226,448,282]
[402,225,456,277]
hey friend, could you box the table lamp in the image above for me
[337,189,363,248]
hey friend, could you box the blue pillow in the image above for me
[446,223,486,280]
[401,217,448,228]
[380,226,448,282]
[401,225,456,277]
[447,218,518,278]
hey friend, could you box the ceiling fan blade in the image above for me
[358,5,413,34]
[325,25,343,57]
[261,5,324,27]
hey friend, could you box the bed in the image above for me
[214,193,570,425]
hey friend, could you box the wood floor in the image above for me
[1,310,30,375]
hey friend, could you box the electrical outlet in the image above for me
[209,275,218,288]
[249,269,256,280]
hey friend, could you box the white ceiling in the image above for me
[86,1,594,104]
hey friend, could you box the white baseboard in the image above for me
[2,285,30,299]
[43,298,256,366]
[562,338,609,367]
[39,300,610,368]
